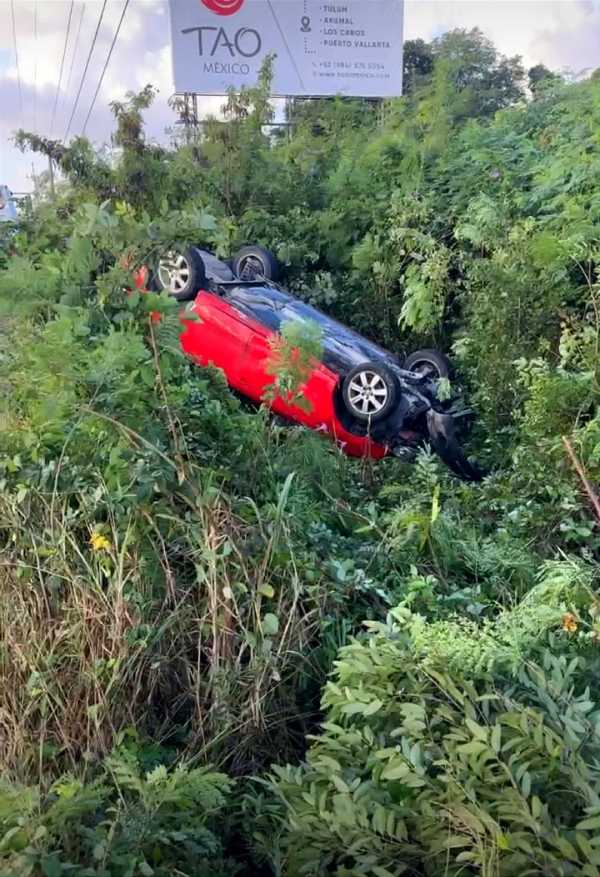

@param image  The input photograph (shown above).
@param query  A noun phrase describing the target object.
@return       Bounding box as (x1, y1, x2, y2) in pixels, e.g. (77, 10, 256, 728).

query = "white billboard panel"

(0, 186, 17, 223)
(168, 0, 404, 98)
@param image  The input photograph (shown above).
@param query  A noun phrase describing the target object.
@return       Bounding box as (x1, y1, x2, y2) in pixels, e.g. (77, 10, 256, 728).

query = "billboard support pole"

(30, 164, 38, 202)
(48, 156, 56, 199)
(175, 93, 200, 144)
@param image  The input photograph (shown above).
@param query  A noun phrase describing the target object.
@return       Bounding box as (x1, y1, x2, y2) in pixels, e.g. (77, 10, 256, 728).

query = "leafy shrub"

(0, 746, 235, 876)
(264, 568, 600, 876)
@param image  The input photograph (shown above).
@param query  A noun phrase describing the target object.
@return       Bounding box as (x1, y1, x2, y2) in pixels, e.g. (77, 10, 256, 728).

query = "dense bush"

(265, 598, 600, 876)
(0, 744, 235, 876)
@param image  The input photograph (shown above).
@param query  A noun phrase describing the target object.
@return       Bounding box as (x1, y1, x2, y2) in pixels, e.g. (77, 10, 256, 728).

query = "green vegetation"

(1, 27, 599, 877)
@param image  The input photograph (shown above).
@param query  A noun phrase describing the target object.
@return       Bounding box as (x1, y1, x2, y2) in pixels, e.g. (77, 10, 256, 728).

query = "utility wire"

(82, 0, 130, 136)
(50, 0, 75, 138)
(10, 0, 23, 127)
(63, 3, 87, 117)
(63, 0, 108, 142)
(33, 1, 38, 132)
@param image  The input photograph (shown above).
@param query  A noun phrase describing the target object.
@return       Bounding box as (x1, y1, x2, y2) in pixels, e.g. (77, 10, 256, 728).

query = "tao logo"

(183, 23, 262, 59)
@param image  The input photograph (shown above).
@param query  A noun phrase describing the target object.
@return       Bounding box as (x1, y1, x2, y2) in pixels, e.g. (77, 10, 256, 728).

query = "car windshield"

(279, 298, 394, 361)
(224, 284, 396, 371)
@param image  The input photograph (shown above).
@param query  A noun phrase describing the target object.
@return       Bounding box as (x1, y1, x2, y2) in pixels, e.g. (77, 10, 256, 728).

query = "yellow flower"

(562, 613, 578, 634)
(90, 532, 111, 552)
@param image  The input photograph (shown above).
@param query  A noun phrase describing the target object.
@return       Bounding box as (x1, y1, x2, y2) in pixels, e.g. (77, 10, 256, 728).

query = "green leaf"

(381, 759, 409, 781)
(363, 698, 384, 716)
(331, 774, 350, 793)
(0, 826, 29, 853)
(431, 484, 441, 523)
(556, 836, 580, 862)
(491, 724, 502, 753)
(341, 702, 368, 716)
(139, 364, 155, 388)
(41, 856, 63, 877)
(258, 584, 275, 598)
(262, 613, 279, 636)
(577, 832, 597, 863)
(465, 718, 488, 742)
(457, 741, 487, 756)
(577, 816, 600, 832)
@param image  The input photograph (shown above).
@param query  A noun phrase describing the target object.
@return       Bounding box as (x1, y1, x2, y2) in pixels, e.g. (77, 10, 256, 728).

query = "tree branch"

(562, 436, 600, 526)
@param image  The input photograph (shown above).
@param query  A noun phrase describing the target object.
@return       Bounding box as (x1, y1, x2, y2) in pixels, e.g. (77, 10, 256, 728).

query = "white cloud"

(405, 0, 600, 73)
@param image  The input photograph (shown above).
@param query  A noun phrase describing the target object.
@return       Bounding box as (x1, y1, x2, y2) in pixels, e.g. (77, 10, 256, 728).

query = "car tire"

(155, 247, 206, 302)
(232, 245, 280, 282)
(404, 348, 450, 380)
(342, 362, 398, 423)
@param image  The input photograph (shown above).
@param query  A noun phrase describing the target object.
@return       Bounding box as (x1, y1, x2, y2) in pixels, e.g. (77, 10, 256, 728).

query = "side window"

(225, 288, 284, 332)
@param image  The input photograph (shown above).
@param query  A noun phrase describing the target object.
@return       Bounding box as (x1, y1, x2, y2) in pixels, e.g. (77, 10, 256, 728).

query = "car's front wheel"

(156, 247, 206, 301)
(342, 362, 398, 422)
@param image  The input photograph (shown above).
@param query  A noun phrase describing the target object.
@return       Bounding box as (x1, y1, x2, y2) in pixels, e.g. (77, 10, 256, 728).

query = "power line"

(63, 3, 87, 113)
(33, 1, 38, 132)
(82, 0, 130, 136)
(63, 0, 108, 142)
(50, 0, 75, 138)
(10, 0, 23, 127)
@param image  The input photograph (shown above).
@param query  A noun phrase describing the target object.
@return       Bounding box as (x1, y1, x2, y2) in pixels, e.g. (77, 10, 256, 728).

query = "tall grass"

(0, 463, 326, 784)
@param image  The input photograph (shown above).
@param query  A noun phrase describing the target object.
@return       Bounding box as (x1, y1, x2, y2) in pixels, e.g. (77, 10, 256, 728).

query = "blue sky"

(1, 0, 599, 193)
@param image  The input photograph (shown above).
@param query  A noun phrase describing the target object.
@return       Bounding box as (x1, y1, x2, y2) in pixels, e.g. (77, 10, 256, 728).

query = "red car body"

(179, 291, 387, 459)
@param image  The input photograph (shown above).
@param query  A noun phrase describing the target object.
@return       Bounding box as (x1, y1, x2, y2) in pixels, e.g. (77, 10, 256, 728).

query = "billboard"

(168, 0, 404, 98)
(0, 186, 17, 223)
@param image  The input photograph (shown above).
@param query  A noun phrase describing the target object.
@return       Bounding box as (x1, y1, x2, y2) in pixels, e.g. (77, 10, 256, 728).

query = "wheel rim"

(347, 370, 389, 417)
(158, 251, 191, 295)
(239, 254, 265, 280)
(407, 359, 441, 379)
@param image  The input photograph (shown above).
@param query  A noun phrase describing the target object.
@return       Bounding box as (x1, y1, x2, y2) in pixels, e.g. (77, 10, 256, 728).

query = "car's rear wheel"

(404, 348, 450, 380)
(232, 245, 280, 282)
(156, 247, 206, 301)
(342, 362, 398, 422)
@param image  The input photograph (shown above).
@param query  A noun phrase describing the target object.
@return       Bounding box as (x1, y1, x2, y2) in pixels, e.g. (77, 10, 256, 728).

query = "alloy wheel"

(347, 370, 389, 417)
(158, 252, 191, 295)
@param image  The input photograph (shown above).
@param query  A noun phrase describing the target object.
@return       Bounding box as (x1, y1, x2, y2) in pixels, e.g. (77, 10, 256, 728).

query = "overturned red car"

(140, 244, 481, 480)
